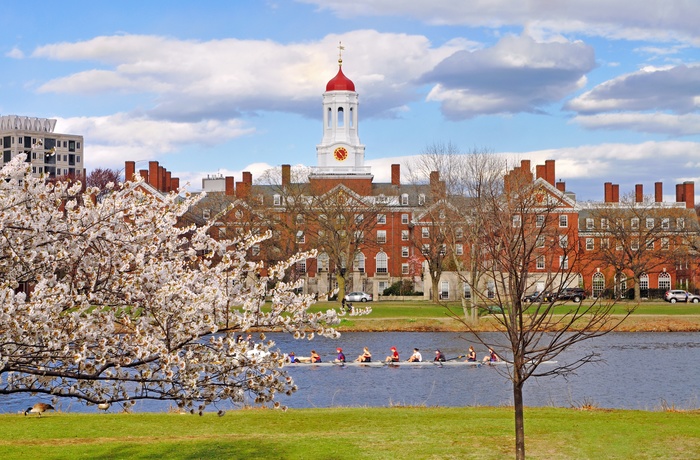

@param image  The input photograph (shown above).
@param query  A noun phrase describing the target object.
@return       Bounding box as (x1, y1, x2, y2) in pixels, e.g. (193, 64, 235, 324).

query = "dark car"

(664, 290, 700, 303)
(522, 291, 545, 303)
(548, 287, 587, 302)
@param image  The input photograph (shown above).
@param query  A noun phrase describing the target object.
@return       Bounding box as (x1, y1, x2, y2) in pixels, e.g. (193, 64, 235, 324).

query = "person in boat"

(407, 348, 422, 362)
(355, 347, 372, 362)
(288, 351, 299, 363)
(385, 346, 400, 362)
(483, 348, 500, 363)
(434, 349, 446, 362)
(466, 346, 477, 362)
(335, 347, 346, 363)
(310, 350, 322, 363)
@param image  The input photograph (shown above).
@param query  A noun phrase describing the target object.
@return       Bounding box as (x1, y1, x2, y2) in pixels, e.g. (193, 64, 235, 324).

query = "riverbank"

(3, 407, 698, 459)
(312, 300, 700, 333)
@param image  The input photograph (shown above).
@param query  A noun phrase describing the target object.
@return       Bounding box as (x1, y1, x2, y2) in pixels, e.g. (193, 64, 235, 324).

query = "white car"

(344, 291, 373, 302)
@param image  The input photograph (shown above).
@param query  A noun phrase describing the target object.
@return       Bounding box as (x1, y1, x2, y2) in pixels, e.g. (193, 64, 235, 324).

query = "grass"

(3, 407, 700, 459)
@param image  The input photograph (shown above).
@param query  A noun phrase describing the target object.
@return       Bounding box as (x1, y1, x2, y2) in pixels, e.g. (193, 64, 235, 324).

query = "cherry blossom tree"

(0, 155, 360, 412)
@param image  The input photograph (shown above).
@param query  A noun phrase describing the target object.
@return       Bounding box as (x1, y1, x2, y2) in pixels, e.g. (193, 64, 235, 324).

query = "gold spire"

(338, 41, 344, 66)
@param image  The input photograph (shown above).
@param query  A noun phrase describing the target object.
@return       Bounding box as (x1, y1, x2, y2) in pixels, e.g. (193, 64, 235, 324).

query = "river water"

(3, 332, 699, 413)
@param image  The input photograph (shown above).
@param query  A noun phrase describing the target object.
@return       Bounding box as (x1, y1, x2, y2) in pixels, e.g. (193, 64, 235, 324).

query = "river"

(3, 332, 699, 413)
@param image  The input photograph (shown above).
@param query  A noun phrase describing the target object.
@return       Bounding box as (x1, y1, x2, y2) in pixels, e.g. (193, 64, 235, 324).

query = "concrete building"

(0, 115, 84, 180)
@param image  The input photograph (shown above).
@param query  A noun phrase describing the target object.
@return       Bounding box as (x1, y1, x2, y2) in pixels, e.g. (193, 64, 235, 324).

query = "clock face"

(333, 146, 348, 161)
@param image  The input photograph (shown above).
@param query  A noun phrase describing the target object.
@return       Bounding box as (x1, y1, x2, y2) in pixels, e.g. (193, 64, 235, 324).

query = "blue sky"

(1, 0, 699, 201)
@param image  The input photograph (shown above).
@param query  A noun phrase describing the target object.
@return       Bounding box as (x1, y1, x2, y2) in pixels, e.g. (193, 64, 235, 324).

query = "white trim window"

(646, 218, 654, 229)
(422, 227, 429, 238)
(273, 194, 281, 206)
(401, 230, 409, 241)
(586, 238, 594, 250)
(402, 246, 409, 257)
(631, 217, 639, 229)
(536, 215, 545, 228)
(586, 218, 594, 229)
(512, 215, 521, 228)
(559, 215, 568, 227)
(455, 244, 463, 255)
(401, 263, 409, 275)
(559, 256, 569, 270)
(536, 256, 545, 270)
(401, 213, 409, 224)
(377, 214, 386, 224)
(377, 230, 387, 244)
(376, 252, 388, 274)
(401, 194, 409, 205)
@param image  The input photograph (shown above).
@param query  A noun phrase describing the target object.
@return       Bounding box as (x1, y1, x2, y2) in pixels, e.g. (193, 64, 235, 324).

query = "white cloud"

(32, 31, 470, 121)
(56, 114, 255, 170)
(300, 0, 700, 45)
(422, 34, 595, 118)
(566, 64, 700, 115)
(573, 113, 700, 136)
(6, 47, 24, 59)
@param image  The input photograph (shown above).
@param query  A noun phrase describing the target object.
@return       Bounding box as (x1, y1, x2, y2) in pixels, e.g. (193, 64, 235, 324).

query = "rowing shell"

(285, 360, 557, 368)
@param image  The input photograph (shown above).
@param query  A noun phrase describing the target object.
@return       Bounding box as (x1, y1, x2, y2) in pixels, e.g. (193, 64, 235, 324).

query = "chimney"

(635, 184, 643, 203)
(282, 164, 291, 187)
(148, 161, 159, 189)
(684, 181, 695, 209)
(612, 184, 619, 203)
(125, 161, 135, 182)
(391, 164, 400, 186)
(170, 177, 180, 191)
(139, 170, 149, 182)
(535, 164, 546, 182)
(604, 182, 612, 202)
(242, 171, 252, 185)
(225, 176, 234, 196)
(165, 171, 172, 192)
(545, 160, 555, 186)
(556, 181, 566, 192)
(655, 182, 663, 202)
(676, 183, 684, 204)
(236, 181, 250, 198)
(429, 170, 439, 186)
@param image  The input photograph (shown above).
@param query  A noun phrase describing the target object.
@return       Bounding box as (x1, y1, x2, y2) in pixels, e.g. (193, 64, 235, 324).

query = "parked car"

(664, 290, 700, 303)
(344, 291, 373, 302)
(545, 287, 587, 302)
(522, 291, 545, 303)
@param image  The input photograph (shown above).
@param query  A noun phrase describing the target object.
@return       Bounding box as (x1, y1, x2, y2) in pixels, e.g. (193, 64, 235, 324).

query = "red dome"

(326, 66, 355, 92)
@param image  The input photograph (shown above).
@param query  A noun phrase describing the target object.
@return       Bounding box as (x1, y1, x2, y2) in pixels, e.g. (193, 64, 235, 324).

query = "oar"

(432, 355, 465, 367)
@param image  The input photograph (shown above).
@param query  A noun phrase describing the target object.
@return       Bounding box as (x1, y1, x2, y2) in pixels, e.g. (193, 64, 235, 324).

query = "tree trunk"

(431, 276, 440, 303)
(336, 274, 346, 302)
(513, 379, 525, 460)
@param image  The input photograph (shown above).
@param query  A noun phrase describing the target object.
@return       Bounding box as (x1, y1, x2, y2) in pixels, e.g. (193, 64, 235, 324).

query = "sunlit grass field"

(3, 407, 699, 459)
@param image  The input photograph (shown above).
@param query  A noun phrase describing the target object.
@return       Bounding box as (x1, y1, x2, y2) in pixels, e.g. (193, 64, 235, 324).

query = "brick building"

(125, 57, 699, 301)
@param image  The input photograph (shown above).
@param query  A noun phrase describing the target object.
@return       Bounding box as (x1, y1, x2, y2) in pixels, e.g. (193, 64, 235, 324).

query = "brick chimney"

(612, 184, 619, 203)
(282, 164, 291, 187)
(604, 182, 612, 202)
(164, 171, 171, 192)
(391, 164, 400, 186)
(125, 161, 135, 182)
(655, 182, 663, 202)
(635, 184, 643, 203)
(225, 176, 234, 196)
(536, 165, 546, 182)
(148, 161, 159, 189)
(170, 177, 180, 191)
(556, 181, 566, 192)
(544, 160, 555, 186)
(677, 181, 695, 209)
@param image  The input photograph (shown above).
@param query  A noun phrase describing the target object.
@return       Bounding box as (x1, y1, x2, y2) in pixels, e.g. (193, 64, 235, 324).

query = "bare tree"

(456, 167, 630, 460)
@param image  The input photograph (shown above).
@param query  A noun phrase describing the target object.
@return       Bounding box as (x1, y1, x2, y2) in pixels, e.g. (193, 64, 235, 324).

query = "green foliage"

(382, 280, 419, 296)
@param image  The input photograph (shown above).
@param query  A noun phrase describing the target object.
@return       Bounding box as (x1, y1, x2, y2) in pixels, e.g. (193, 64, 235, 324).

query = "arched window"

(592, 272, 605, 298)
(354, 252, 365, 273)
(349, 107, 354, 127)
(658, 272, 671, 291)
(376, 251, 388, 274)
(337, 107, 344, 127)
(615, 273, 627, 299)
(640, 273, 649, 298)
(327, 107, 332, 128)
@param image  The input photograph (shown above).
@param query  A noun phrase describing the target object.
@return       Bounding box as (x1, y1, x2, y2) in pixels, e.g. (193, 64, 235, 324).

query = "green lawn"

(2, 407, 699, 459)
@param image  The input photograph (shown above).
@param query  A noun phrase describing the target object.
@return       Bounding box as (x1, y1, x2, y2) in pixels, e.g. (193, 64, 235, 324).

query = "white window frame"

(586, 238, 594, 250)
(401, 230, 409, 241)
(559, 215, 568, 228)
(377, 230, 387, 244)
(422, 227, 430, 238)
(402, 246, 409, 257)
(512, 215, 521, 228)
(377, 214, 386, 224)
(401, 213, 409, 224)
(536, 256, 545, 270)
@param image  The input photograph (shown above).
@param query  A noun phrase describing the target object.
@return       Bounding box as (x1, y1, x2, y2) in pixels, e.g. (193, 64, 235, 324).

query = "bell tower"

(314, 43, 369, 176)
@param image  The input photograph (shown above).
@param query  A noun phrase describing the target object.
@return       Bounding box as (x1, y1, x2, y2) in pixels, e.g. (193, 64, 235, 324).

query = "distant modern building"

(0, 115, 84, 180)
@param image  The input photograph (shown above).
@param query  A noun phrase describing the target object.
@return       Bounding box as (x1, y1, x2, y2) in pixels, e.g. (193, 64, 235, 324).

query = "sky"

(1, 0, 699, 201)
